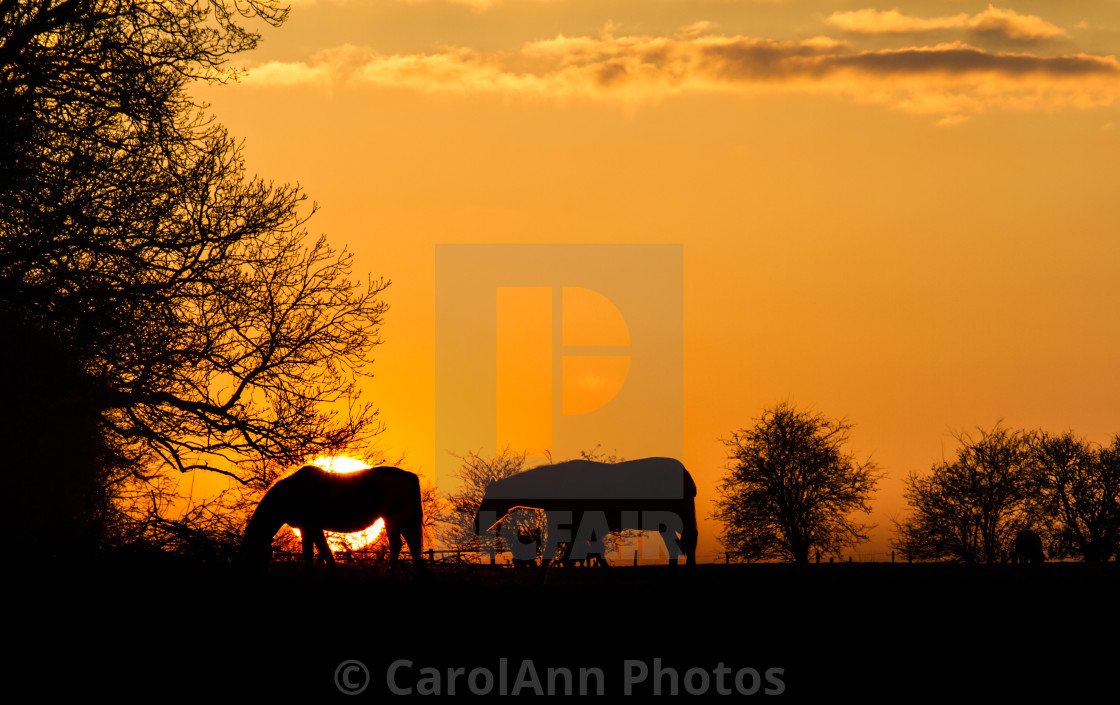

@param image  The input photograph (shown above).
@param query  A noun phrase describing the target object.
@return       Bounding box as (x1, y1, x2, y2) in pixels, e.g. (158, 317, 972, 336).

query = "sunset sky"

(194, 0, 1120, 561)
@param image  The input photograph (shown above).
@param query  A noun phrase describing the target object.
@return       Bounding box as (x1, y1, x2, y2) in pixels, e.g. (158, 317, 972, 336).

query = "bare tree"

(439, 448, 533, 560)
(1, 0, 387, 531)
(1029, 432, 1120, 562)
(894, 424, 1033, 563)
(713, 402, 879, 564)
(1, 315, 117, 557)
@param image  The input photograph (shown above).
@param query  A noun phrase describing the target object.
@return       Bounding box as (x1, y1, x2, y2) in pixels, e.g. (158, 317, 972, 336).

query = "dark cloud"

(827, 46, 1119, 77)
(698, 40, 1118, 81)
(250, 28, 1120, 120)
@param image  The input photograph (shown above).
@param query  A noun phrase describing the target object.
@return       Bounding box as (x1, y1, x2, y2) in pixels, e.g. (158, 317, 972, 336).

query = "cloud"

(266, 0, 562, 10)
(969, 5, 1067, 41)
(240, 60, 331, 86)
(354, 49, 550, 94)
(825, 8, 969, 35)
(240, 27, 1120, 122)
(824, 44, 1113, 77)
(826, 5, 1068, 42)
(384, 0, 559, 10)
(240, 45, 381, 88)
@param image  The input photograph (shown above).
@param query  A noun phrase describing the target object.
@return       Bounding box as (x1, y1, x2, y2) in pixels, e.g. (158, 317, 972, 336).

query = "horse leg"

(311, 529, 338, 578)
(302, 533, 316, 579)
(664, 533, 681, 582)
(401, 522, 425, 574)
(683, 528, 698, 578)
(535, 540, 571, 587)
(559, 541, 576, 569)
(591, 543, 612, 584)
(533, 557, 552, 586)
(388, 528, 403, 566)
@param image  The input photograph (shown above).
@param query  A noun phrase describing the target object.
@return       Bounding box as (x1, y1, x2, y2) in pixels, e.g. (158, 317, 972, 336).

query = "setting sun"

(288, 456, 386, 551)
(310, 455, 371, 475)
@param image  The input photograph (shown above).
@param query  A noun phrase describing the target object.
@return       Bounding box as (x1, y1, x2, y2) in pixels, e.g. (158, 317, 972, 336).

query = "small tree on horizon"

(439, 447, 532, 557)
(713, 402, 880, 564)
(1028, 431, 1120, 562)
(893, 423, 1034, 564)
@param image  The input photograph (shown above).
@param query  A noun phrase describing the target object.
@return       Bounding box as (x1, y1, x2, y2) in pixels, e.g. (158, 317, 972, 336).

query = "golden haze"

(192, 1, 1120, 561)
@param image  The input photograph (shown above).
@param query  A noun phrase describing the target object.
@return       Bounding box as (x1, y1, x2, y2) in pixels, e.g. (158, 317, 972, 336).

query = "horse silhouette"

(474, 457, 698, 585)
(1013, 529, 1045, 564)
(242, 465, 424, 577)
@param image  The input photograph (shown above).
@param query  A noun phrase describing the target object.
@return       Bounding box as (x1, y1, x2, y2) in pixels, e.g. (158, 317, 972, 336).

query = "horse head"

(239, 523, 275, 573)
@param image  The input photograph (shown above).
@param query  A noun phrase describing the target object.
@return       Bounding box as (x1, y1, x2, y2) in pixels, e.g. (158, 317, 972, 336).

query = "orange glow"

(289, 456, 386, 551)
(310, 455, 369, 474)
(196, 1, 1120, 564)
(562, 287, 630, 347)
(496, 287, 553, 453)
(562, 355, 630, 415)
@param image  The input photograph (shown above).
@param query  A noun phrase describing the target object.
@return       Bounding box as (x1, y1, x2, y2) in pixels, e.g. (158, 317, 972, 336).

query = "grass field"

(13, 558, 1118, 700)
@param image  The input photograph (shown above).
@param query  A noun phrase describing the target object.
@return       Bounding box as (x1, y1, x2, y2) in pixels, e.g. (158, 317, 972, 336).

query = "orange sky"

(193, 0, 1120, 561)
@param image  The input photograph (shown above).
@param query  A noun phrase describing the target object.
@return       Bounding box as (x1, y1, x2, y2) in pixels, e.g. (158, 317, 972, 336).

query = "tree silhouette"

(1029, 431, 1120, 562)
(713, 402, 879, 564)
(0, 309, 117, 557)
(1, 0, 386, 512)
(894, 424, 1034, 563)
(440, 448, 533, 558)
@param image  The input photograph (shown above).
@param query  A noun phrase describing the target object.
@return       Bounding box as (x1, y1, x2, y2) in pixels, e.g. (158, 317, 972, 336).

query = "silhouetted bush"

(894, 424, 1119, 562)
(713, 402, 880, 564)
(1029, 431, 1120, 562)
(0, 310, 113, 559)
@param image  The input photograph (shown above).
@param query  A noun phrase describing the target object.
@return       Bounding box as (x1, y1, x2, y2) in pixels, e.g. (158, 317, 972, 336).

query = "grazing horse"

(241, 465, 424, 577)
(1013, 529, 1045, 564)
(474, 457, 698, 585)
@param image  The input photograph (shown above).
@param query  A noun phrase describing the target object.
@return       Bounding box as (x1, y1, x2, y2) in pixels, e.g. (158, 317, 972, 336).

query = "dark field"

(14, 559, 1118, 700)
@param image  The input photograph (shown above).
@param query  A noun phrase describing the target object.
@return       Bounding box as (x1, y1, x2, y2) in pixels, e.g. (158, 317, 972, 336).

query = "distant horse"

(475, 457, 698, 585)
(241, 465, 424, 577)
(1013, 529, 1045, 564)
